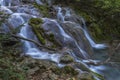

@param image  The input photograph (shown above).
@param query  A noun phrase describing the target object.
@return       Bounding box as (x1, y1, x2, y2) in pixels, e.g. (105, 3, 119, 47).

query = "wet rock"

(75, 62, 90, 72)
(62, 66, 79, 76)
(23, 57, 57, 70)
(61, 22, 93, 59)
(51, 65, 79, 76)
(27, 66, 39, 75)
(48, 73, 58, 80)
(60, 54, 74, 64)
(29, 18, 46, 45)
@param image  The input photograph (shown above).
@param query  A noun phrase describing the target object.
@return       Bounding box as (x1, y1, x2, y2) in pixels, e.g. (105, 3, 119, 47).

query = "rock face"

(61, 22, 93, 56)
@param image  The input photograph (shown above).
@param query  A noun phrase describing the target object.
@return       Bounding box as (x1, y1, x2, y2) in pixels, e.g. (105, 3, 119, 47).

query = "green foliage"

(55, 0, 120, 41)
(73, 0, 120, 41)
(0, 58, 26, 80)
(0, 12, 9, 26)
(33, 3, 50, 17)
(0, 35, 26, 80)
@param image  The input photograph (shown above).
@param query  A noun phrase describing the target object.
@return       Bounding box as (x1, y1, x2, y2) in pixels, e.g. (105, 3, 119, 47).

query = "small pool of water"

(91, 49, 120, 80)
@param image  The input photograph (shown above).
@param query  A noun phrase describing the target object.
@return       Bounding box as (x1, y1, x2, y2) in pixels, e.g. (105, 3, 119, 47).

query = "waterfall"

(56, 7, 107, 49)
(57, 7, 65, 22)
(65, 8, 71, 17)
(35, 0, 43, 5)
(0, 0, 13, 14)
(52, 20, 71, 39)
(0, 0, 11, 6)
(1, 1, 119, 80)
(20, 25, 60, 63)
(0, 0, 4, 6)
(81, 18, 107, 49)
(0, 1, 61, 63)
(0, 6, 13, 14)
(19, 23, 61, 63)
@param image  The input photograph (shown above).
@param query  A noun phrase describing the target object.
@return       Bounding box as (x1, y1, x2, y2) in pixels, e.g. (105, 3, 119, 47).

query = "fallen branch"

(11, 34, 56, 51)
(85, 57, 111, 66)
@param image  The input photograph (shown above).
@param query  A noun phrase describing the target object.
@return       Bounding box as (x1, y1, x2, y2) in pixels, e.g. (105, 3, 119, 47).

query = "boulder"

(60, 54, 74, 64)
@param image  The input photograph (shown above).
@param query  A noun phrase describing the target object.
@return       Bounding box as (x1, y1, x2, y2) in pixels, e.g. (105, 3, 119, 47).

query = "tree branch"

(10, 34, 56, 51)
(85, 57, 111, 66)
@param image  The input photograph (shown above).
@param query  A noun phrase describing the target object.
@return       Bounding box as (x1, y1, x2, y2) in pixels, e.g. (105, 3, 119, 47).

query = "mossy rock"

(29, 18, 46, 45)
(60, 54, 74, 64)
(78, 72, 94, 80)
(29, 18, 43, 25)
(51, 66, 78, 76)
(62, 66, 79, 76)
(0, 11, 9, 26)
(51, 67, 62, 75)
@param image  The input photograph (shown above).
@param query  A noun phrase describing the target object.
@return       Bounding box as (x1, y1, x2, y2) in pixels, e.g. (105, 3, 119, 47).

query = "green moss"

(92, 71, 105, 80)
(51, 67, 61, 75)
(46, 33, 62, 48)
(33, 3, 49, 17)
(66, 0, 120, 42)
(51, 66, 78, 76)
(0, 36, 26, 80)
(49, 33, 55, 41)
(0, 12, 9, 26)
(62, 66, 79, 76)
(29, 18, 46, 45)
(51, 45, 57, 48)
(60, 55, 74, 64)
(29, 18, 62, 47)
(29, 18, 43, 25)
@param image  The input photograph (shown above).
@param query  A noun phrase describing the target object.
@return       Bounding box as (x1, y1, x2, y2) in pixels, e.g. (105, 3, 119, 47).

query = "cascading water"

(80, 18, 107, 49)
(0, 0, 11, 6)
(18, 15, 60, 63)
(57, 7, 107, 49)
(1, 1, 120, 80)
(57, 7, 65, 22)
(42, 18, 90, 59)
(35, 0, 43, 5)
(0, 0, 61, 63)
(0, 0, 4, 6)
